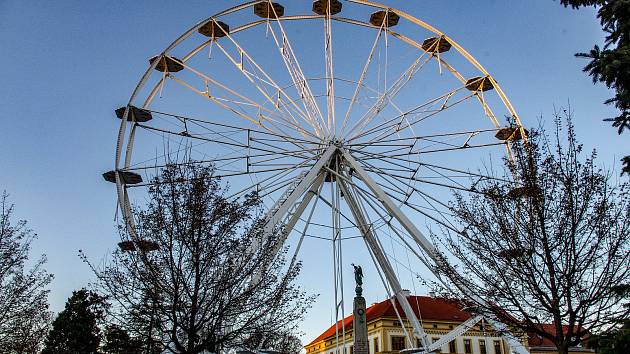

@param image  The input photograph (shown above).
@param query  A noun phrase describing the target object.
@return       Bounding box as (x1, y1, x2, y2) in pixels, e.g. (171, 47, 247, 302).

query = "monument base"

(353, 296, 368, 354)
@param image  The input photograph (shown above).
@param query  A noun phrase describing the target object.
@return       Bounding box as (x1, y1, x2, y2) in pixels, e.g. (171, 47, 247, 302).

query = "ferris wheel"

(105, 1, 529, 353)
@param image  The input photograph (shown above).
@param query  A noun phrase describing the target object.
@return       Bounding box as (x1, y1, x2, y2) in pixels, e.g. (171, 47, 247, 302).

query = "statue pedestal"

(353, 296, 368, 354)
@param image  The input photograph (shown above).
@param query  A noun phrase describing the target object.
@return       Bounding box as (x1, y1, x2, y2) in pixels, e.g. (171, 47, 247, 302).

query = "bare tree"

(0, 192, 53, 353)
(87, 164, 313, 354)
(434, 112, 630, 354)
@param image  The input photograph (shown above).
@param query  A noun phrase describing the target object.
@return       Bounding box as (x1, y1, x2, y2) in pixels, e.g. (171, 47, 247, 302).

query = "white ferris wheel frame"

(111, 1, 530, 353)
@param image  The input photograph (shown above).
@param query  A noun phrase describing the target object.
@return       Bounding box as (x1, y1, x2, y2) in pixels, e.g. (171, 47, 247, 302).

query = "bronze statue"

(352, 263, 363, 297)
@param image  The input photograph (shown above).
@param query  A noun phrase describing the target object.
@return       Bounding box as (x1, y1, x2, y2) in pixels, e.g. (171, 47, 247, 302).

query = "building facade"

(305, 295, 518, 354)
(305, 295, 594, 354)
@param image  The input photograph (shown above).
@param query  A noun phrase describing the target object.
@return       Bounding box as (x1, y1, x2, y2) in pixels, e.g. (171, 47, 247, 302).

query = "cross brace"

(255, 146, 528, 354)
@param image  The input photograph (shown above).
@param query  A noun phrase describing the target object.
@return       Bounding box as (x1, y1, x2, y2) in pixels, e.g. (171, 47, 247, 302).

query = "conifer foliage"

(42, 289, 108, 354)
(559, 0, 630, 174)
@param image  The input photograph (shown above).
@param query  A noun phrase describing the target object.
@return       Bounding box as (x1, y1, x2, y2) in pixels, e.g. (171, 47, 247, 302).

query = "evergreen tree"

(558, 0, 630, 174)
(42, 289, 107, 354)
(102, 325, 142, 354)
(588, 284, 630, 354)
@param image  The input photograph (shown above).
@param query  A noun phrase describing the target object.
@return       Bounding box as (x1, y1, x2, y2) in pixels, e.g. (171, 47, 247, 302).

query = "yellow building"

(304, 295, 593, 354)
(305, 295, 516, 354)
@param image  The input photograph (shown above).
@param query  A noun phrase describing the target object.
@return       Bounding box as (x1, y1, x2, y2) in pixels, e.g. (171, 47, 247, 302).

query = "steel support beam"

(428, 315, 482, 352)
(249, 144, 337, 266)
(262, 144, 337, 234)
(267, 173, 326, 262)
(337, 176, 430, 349)
(341, 149, 529, 354)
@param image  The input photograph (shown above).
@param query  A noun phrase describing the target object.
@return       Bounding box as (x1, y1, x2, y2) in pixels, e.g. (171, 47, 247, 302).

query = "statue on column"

(351, 263, 368, 354)
(352, 263, 363, 297)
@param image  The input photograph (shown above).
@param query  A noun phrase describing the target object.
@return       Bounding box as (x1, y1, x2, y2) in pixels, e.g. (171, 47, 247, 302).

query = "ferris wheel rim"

(110, 2, 531, 352)
(115, 0, 525, 171)
(113, 0, 528, 241)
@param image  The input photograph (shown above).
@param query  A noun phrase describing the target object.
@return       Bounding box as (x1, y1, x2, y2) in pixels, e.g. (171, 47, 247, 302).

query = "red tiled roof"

(527, 323, 590, 348)
(306, 295, 472, 346)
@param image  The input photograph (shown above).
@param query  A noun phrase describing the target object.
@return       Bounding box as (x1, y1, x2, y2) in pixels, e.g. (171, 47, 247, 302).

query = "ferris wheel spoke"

(263, 4, 329, 136)
(352, 148, 512, 185)
(138, 122, 247, 169)
(347, 50, 433, 140)
(166, 73, 312, 144)
(349, 85, 474, 144)
(211, 42, 316, 135)
(124, 125, 249, 171)
(323, 4, 336, 136)
(124, 155, 248, 173)
(163, 57, 319, 140)
(136, 123, 317, 162)
(247, 136, 312, 158)
(363, 164, 462, 228)
(124, 164, 309, 190)
(434, 56, 502, 128)
(340, 20, 386, 136)
(350, 127, 499, 147)
(360, 166, 417, 199)
(351, 187, 418, 252)
(256, 173, 309, 200)
(367, 168, 487, 195)
(144, 107, 314, 143)
(226, 154, 319, 201)
(248, 156, 311, 169)
(353, 191, 435, 277)
(350, 158, 414, 196)
(350, 149, 417, 173)
(211, 20, 326, 138)
(149, 111, 251, 149)
(318, 192, 363, 230)
(358, 91, 476, 147)
(142, 108, 321, 162)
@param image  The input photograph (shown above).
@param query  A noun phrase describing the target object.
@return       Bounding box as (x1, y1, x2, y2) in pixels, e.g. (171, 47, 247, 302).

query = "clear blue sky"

(0, 0, 626, 343)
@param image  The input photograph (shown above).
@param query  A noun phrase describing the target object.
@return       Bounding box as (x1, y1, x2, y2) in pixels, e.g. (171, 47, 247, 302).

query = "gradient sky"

(0, 0, 626, 343)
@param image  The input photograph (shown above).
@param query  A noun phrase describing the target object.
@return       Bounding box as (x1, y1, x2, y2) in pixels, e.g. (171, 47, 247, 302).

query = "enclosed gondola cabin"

(465, 76, 494, 92)
(422, 37, 452, 53)
(198, 20, 230, 38)
(312, 0, 342, 15)
(369, 10, 400, 27)
(118, 241, 136, 252)
(149, 55, 184, 73)
(254, 2, 284, 18)
(115, 105, 153, 123)
(495, 126, 528, 141)
(507, 186, 541, 199)
(102, 170, 143, 185)
(136, 239, 159, 252)
(497, 248, 532, 260)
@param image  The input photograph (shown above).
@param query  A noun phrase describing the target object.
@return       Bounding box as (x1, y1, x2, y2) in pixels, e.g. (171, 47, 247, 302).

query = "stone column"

(353, 295, 368, 354)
